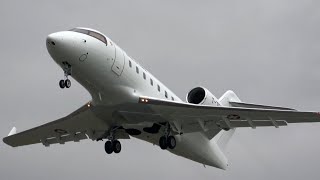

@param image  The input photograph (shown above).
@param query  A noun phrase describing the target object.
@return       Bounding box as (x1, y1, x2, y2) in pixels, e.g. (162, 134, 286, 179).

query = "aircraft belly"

(132, 131, 228, 169)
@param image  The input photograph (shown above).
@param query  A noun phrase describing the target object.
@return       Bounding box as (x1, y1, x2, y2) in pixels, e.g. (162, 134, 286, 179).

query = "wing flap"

(229, 101, 296, 111)
(41, 132, 88, 146)
(217, 120, 287, 128)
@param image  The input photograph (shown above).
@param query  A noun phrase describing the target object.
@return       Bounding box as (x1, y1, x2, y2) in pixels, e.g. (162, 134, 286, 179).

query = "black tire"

(159, 136, 167, 150)
(104, 141, 113, 154)
(65, 79, 71, 88)
(59, 80, 65, 89)
(167, 136, 176, 149)
(113, 140, 121, 153)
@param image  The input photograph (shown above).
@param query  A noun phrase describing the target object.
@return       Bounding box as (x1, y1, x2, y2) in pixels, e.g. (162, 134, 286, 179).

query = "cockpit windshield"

(69, 28, 107, 45)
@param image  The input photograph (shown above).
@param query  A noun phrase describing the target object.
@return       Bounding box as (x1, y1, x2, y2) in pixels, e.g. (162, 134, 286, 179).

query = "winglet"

(8, 127, 17, 136)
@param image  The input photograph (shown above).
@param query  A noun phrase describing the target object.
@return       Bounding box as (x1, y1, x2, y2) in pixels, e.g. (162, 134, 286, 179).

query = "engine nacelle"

(186, 87, 221, 106)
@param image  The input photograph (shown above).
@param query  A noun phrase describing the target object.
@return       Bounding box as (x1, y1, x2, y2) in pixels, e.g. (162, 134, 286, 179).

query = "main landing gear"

(104, 140, 121, 154)
(159, 123, 176, 150)
(159, 135, 176, 150)
(59, 62, 72, 89)
(103, 127, 122, 154)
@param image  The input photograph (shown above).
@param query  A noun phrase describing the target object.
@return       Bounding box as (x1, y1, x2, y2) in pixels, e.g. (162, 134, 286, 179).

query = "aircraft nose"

(46, 32, 68, 62)
(46, 31, 78, 64)
(46, 32, 62, 47)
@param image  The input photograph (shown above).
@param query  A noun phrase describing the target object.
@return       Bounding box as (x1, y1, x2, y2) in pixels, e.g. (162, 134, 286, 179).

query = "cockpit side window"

(69, 28, 107, 45)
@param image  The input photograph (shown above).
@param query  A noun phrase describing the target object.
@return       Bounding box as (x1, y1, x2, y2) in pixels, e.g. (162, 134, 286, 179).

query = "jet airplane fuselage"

(46, 28, 228, 169)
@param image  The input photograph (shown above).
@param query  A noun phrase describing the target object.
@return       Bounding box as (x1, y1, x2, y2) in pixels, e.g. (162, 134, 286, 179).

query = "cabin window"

(129, 60, 132, 68)
(136, 66, 139, 74)
(171, 96, 174, 101)
(165, 91, 168, 98)
(150, 78, 153, 86)
(157, 85, 160, 92)
(143, 72, 146, 80)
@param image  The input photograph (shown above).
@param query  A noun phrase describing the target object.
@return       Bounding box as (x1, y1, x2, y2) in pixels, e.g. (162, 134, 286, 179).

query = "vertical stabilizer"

(219, 90, 241, 107)
(212, 129, 235, 152)
(212, 90, 241, 151)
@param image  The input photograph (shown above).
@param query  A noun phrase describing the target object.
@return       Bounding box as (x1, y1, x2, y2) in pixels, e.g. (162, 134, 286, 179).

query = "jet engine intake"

(186, 87, 220, 106)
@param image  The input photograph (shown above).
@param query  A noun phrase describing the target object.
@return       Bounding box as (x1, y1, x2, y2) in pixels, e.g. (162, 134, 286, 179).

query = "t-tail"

(214, 90, 241, 152)
(211, 90, 240, 168)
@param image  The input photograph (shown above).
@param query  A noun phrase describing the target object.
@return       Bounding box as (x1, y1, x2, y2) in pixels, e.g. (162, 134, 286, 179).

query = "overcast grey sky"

(1, 0, 320, 179)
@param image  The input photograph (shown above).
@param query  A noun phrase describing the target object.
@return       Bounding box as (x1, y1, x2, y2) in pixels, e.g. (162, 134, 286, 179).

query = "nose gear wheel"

(59, 80, 65, 89)
(64, 79, 71, 88)
(59, 62, 72, 89)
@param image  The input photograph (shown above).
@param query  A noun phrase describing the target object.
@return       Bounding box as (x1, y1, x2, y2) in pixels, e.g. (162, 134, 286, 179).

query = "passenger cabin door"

(112, 45, 125, 76)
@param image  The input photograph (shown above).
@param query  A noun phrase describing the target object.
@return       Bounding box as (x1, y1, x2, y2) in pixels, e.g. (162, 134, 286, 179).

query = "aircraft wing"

(3, 103, 129, 147)
(117, 97, 320, 133)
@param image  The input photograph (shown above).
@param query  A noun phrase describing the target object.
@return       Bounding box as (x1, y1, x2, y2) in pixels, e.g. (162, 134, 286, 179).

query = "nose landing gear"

(59, 79, 71, 89)
(59, 62, 72, 89)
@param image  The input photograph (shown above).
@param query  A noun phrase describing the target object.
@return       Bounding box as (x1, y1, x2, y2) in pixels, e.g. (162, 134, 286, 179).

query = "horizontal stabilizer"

(229, 101, 296, 111)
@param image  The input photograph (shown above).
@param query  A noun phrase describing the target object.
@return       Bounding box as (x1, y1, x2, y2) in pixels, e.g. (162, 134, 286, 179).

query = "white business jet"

(4, 27, 320, 169)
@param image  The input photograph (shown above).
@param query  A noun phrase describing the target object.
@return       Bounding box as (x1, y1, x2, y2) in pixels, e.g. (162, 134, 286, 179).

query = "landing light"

(87, 103, 91, 107)
(140, 98, 149, 103)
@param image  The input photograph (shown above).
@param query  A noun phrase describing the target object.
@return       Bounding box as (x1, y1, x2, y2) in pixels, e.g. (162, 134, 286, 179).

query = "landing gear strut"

(59, 62, 72, 89)
(103, 127, 122, 154)
(159, 123, 176, 150)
